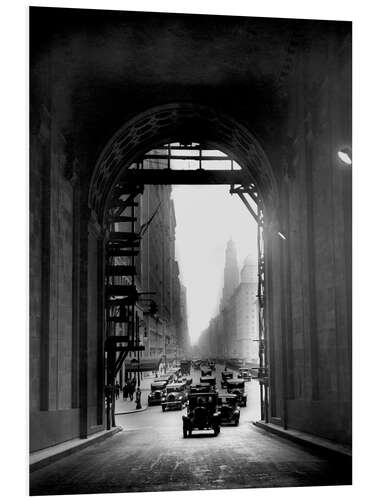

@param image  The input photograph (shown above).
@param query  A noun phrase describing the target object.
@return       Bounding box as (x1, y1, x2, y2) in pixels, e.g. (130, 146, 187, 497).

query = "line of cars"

(147, 366, 193, 411)
(147, 361, 251, 438)
(182, 365, 249, 438)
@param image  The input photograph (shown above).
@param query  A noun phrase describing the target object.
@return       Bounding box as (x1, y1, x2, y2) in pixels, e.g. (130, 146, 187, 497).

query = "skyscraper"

(221, 239, 240, 309)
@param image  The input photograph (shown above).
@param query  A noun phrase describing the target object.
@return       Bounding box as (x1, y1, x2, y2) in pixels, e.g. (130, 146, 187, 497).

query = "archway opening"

(89, 104, 277, 430)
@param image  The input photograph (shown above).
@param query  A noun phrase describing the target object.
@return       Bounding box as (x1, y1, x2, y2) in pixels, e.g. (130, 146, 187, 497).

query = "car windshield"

(166, 386, 183, 393)
(189, 395, 217, 410)
(219, 397, 236, 407)
(151, 384, 164, 391)
(228, 382, 244, 389)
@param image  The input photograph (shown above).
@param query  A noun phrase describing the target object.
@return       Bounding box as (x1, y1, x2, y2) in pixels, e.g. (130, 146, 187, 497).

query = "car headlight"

(178, 396, 183, 400)
(162, 397, 166, 401)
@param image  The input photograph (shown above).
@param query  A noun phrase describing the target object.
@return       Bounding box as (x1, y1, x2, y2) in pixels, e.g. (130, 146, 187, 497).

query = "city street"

(30, 365, 351, 495)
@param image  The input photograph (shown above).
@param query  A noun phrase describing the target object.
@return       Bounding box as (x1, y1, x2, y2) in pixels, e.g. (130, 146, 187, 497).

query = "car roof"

(189, 392, 217, 397)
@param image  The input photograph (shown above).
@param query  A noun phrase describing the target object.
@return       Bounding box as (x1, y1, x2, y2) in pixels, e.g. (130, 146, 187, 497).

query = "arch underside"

(89, 103, 278, 223)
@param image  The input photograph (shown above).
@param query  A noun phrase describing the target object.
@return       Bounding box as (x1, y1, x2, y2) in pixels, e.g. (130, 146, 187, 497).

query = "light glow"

(337, 149, 352, 166)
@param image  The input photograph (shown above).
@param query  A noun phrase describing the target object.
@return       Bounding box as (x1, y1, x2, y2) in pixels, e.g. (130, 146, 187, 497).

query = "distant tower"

(222, 239, 239, 307)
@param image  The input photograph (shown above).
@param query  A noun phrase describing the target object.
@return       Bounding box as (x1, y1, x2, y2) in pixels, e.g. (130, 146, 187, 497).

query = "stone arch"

(89, 102, 278, 224)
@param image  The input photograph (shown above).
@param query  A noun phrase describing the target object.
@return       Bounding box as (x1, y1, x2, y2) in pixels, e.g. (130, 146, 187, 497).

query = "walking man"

(122, 382, 128, 400)
(115, 382, 121, 400)
(128, 379, 135, 401)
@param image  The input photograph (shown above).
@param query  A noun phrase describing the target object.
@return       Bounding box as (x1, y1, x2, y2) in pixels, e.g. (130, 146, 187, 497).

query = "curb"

(30, 426, 123, 473)
(253, 421, 352, 459)
(115, 405, 148, 415)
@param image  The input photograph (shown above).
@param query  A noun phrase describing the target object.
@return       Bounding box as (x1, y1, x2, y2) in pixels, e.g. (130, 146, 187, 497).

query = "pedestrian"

(122, 382, 128, 400)
(115, 382, 120, 400)
(128, 380, 135, 401)
(135, 386, 142, 410)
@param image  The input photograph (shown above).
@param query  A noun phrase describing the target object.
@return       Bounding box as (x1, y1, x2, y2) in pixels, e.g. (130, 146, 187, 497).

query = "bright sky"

(171, 184, 258, 345)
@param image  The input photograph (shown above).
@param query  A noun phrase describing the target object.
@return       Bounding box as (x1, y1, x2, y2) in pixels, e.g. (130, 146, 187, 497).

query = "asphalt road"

(30, 364, 351, 495)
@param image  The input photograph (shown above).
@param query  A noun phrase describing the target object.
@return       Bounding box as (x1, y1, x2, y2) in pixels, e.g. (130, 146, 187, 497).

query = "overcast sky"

(171, 184, 258, 345)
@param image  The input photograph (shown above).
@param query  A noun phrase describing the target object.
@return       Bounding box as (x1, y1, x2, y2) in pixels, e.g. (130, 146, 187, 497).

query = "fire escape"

(104, 172, 147, 428)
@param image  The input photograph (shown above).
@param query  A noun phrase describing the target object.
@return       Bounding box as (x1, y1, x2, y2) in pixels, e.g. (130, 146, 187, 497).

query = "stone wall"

(265, 31, 352, 445)
(29, 105, 106, 451)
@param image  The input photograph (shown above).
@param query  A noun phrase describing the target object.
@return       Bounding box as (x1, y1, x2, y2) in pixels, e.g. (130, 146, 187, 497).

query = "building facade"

(116, 155, 190, 385)
(197, 247, 259, 365)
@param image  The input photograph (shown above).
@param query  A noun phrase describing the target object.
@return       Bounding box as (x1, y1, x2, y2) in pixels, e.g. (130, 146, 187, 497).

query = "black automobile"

(218, 394, 240, 425)
(161, 382, 187, 411)
(199, 375, 216, 390)
(221, 370, 234, 388)
(192, 359, 202, 369)
(239, 368, 252, 381)
(226, 378, 247, 407)
(148, 380, 168, 406)
(180, 360, 191, 375)
(201, 366, 212, 377)
(208, 360, 216, 371)
(182, 391, 221, 437)
(179, 375, 193, 387)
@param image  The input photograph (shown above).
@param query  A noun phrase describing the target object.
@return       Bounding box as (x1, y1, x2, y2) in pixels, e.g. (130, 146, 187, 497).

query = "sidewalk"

(114, 372, 155, 415)
(30, 426, 122, 472)
(253, 421, 352, 458)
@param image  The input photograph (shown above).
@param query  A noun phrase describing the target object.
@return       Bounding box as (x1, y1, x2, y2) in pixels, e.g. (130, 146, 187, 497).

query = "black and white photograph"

(5, 0, 367, 497)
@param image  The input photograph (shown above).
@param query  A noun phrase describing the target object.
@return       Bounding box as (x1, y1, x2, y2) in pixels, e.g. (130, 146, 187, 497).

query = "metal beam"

(117, 169, 251, 185)
(236, 192, 259, 223)
(144, 154, 231, 161)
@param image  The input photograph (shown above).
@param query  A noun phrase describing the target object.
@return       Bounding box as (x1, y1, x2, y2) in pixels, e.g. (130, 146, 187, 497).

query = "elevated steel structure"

(104, 142, 267, 427)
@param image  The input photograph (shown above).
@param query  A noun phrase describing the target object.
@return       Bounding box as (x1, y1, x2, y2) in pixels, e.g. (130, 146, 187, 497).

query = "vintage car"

(166, 367, 182, 382)
(221, 370, 234, 388)
(201, 366, 212, 377)
(192, 359, 202, 369)
(239, 368, 252, 381)
(155, 375, 171, 384)
(218, 394, 240, 425)
(189, 384, 213, 394)
(179, 375, 193, 387)
(161, 382, 187, 411)
(148, 380, 168, 406)
(208, 360, 216, 371)
(182, 391, 221, 437)
(199, 375, 216, 390)
(180, 360, 191, 375)
(226, 378, 247, 407)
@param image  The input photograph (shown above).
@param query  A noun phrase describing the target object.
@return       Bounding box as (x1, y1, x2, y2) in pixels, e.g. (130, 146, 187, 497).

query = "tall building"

(221, 239, 239, 309)
(114, 153, 190, 384)
(229, 255, 259, 362)
(197, 250, 258, 364)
